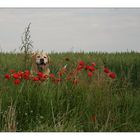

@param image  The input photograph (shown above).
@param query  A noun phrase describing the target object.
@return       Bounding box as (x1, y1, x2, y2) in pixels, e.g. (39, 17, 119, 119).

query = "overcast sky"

(0, 8, 140, 53)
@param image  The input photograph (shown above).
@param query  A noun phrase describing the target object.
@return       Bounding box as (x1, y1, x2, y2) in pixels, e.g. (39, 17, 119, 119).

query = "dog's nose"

(40, 58, 44, 64)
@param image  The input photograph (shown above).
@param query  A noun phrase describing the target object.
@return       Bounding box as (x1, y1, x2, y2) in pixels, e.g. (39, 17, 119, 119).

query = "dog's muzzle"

(40, 58, 45, 65)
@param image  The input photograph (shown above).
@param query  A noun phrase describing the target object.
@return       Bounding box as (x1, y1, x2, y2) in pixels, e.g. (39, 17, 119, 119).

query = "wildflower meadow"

(0, 51, 140, 132)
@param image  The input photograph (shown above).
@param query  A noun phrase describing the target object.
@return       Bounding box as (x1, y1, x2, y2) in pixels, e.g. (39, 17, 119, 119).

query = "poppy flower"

(77, 61, 85, 71)
(14, 79, 21, 85)
(85, 65, 90, 70)
(25, 70, 30, 75)
(77, 65, 84, 71)
(18, 71, 23, 77)
(78, 61, 85, 66)
(104, 68, 110, 73)
(43, 75, 48, 79)
(9, 69, 15, 73)
(23, 73, 30, 80)
(37, 72, 44, 78)
(13, 73, 19, 79)
(5, 74, 10, 79)
(88, 66, 95, 72)
(33, 77, 40, 81)
(85, 65, 95, 72)
(88, 71, 93, 77)
(108, 72, 116, 79)
(49, 73, 55, 79)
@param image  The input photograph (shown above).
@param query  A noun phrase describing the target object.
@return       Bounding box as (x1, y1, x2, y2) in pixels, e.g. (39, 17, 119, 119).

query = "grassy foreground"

(0, 51, 140, 132)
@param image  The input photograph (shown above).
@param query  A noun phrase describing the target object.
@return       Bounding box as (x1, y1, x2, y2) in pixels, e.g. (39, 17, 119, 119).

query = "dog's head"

(32, 51, 50, 70)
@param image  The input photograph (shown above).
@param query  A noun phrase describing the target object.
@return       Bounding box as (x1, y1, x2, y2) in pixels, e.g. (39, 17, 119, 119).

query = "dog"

(31, 51, 50, 75)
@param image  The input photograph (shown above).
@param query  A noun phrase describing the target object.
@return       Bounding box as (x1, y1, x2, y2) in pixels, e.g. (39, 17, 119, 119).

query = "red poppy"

(49, 73, 55, 79)
(85, 65, 95, 72)
(88, 66, 95, 72)
(13, 73, 19, 79)
(78, 60, 85, 66)
(43, 75, 48, 79)
(33, 77, 40, 81)
(14, 79, 21, 85)
(108, 72, 116, 79)
(104, 68, 110, 73)
(5, 74, 10, 79)
(25, 70, 30, 75)
(77, 65, 84, 71)
(37, 72, 44, 78)
(22, 73, 30, 80)
(9, 69, 15, 73)
(85, 65, 90, 70)
(18, 71, 23, 77)
(88, 71, 93, 77)
(76, 61, 85, 71)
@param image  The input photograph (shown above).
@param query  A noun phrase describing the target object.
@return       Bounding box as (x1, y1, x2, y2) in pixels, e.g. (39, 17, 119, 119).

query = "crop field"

(0, 51, 140, 132)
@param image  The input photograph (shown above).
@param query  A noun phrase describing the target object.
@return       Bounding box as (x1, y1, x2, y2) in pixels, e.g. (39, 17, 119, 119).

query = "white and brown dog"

(31, 51, 50, 75)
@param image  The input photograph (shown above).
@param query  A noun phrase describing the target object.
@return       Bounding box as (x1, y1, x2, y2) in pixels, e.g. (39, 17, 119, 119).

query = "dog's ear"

(32, 52, 37, 58)
(31, 52, 38, 62)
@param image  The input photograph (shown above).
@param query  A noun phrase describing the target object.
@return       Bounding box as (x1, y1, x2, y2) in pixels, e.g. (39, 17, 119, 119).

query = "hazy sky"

(0, 8, 140, 53)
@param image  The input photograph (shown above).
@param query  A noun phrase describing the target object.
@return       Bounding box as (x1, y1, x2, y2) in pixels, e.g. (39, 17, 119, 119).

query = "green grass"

(0, 51, 140, 132)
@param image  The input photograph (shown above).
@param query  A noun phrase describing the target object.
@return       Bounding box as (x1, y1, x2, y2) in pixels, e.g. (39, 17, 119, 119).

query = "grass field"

(0, 51, 140, 132)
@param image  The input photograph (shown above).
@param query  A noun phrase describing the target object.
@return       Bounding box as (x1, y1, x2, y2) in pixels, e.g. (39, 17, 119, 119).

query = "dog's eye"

(44, 56, 47, 58)
(37, 56, 40, 58)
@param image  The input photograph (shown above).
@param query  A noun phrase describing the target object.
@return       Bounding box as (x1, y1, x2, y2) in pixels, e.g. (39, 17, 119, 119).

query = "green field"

(0, 51, 140, 132)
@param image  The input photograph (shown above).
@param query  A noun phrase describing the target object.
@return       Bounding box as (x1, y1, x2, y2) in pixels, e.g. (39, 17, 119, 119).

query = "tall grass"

(20, 23, 33, 69)
(0, 51, 140, 132)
